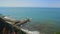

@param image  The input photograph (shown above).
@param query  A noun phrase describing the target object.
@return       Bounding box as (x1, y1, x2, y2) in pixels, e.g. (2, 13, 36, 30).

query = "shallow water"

(0, 7, 60, 34)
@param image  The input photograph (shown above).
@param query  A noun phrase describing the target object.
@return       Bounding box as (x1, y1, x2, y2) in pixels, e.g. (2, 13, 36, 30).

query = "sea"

(0, 7, 60, 34)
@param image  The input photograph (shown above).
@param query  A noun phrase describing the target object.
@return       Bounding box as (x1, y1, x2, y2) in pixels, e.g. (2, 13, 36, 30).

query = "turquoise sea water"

(0, 7, 60, 34)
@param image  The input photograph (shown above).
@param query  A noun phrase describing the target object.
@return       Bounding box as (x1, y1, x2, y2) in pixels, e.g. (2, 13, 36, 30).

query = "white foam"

(4, 16, 16, 20)
(21, 28, 40, 34)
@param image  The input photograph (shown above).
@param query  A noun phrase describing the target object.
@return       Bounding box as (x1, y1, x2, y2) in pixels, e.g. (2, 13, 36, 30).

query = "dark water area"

(0, 7, 60, 34)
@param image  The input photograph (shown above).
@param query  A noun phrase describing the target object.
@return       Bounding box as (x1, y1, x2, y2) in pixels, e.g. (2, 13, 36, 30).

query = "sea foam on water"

(21, 28, 40, 34)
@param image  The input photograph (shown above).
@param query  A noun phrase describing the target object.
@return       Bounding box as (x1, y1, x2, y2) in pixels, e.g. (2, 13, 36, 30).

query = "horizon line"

(0, 7, 60, 8)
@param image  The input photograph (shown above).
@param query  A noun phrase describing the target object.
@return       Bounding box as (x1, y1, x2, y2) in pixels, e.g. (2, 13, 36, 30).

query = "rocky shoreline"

(0, 15, 40, 34)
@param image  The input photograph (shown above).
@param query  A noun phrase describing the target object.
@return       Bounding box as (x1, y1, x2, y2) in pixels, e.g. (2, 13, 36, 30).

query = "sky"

(0, 0, 60, 7)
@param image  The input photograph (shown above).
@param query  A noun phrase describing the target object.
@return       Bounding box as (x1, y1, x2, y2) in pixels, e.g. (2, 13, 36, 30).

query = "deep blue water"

(0, 7, 60, 34)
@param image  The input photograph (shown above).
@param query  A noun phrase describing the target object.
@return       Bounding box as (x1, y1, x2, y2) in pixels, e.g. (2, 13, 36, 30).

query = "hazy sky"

(0, 0, 60, 7)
